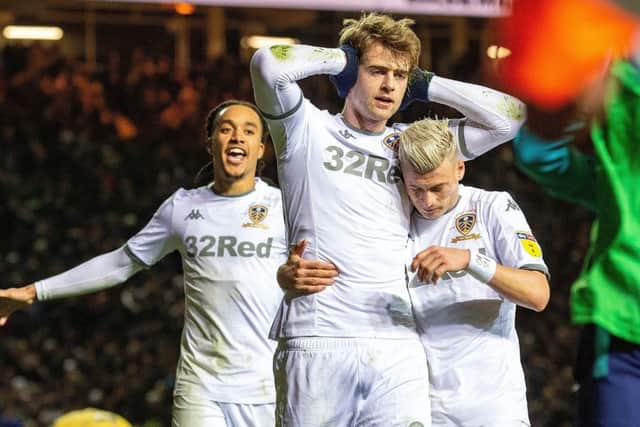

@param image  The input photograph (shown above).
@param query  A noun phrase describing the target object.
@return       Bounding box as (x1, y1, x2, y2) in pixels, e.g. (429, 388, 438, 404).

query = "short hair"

(205, 99, 268, 144)
(399, 118, 456, 174)
(338, 13, 421, 69)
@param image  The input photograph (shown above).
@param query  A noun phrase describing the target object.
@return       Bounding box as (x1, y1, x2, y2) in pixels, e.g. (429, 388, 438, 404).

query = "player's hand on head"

(411, 246, 470, 284)
(277, 240, 339, 295)
(0, 285, 36, 326)
(329, 44, 359, 98)
(400, 67, 435, 111)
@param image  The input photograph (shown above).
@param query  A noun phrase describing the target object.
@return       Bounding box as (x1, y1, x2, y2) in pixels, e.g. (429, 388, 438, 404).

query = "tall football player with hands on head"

(251, 12, 526, 427)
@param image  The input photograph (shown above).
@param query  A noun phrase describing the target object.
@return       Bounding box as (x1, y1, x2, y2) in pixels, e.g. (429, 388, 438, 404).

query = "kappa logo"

(339, 129, 356, 140)
(506, 198, 521, 212)
(451, 212, 481, 243)
(185, 209, 204, 220)
(381, 132, 400, 153)
(242, 204, 269, 229)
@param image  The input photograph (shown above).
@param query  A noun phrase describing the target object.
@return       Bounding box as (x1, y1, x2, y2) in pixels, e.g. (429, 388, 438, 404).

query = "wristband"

(466, 249, 497, 283)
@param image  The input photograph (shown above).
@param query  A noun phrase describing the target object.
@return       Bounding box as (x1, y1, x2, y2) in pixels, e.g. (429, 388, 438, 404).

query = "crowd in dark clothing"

(0, 43, 592, 426)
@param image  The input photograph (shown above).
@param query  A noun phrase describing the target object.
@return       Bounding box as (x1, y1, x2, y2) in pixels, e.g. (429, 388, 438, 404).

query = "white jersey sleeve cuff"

(428, 76, 526, 160)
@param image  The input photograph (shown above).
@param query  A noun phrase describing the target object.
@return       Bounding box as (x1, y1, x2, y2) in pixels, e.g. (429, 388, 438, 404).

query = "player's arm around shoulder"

(276, 240, 339, 296)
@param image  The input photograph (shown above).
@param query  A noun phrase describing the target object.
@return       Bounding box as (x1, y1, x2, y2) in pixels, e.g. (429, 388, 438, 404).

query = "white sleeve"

(35, 246, 144, 301)
(487, 192, 549, 277)
(125, 191, 178, 267)
(250, 44, 346, 120)
(428, 76, 526, 160)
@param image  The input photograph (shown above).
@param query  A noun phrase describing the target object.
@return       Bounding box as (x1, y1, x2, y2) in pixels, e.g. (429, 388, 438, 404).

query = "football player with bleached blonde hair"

(399, 117, 549, 426)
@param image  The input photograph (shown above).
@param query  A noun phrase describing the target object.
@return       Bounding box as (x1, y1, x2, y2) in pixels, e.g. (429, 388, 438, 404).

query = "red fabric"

(496, 0, 637, 109)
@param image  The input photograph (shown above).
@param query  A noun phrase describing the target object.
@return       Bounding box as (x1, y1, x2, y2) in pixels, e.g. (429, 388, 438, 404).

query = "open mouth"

(226, 147, 247, 165)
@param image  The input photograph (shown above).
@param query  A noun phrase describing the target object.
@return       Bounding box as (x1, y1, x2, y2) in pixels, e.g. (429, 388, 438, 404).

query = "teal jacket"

(513, 60, 640, 345)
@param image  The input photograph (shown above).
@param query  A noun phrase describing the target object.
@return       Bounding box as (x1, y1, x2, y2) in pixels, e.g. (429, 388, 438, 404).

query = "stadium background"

(0, 1, 591, 425)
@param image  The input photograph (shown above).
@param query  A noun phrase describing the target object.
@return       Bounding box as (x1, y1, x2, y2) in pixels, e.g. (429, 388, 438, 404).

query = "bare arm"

(411, 246, 549, 312)
(489, 262, 549, 312)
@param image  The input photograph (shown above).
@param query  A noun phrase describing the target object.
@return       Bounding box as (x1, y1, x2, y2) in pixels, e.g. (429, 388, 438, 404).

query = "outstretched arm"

(0, 247, 144, 326)
(36, 246, 144, 300)
(0, 190, 178, 326)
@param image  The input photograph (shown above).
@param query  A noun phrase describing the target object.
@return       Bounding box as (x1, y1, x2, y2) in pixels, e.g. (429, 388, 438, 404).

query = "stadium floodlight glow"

(486, 45, 511, 60)
(175, 2, 196, 15)
(241, 36, 299, 49)
(2, 25, 64, 40)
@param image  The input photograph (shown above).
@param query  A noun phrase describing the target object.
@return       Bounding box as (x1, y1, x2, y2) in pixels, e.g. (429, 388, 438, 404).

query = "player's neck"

(212, 177, 256, 196)
(342, 106, 387, 133)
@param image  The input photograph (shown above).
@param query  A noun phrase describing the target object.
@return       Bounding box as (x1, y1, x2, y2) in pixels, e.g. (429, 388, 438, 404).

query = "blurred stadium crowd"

(0, 42, 593, 426)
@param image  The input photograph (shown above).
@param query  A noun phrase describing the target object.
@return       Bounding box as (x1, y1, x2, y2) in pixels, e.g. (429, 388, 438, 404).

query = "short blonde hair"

(339, 13, 421, 69)
(399, 118, 456, 174)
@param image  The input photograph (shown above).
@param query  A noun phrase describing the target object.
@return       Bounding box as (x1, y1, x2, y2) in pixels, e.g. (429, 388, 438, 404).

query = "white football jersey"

(126, 178, 287, 404)
(409, 185, 548, 426)
(267, 99, 419, 339)
(251, 44, 525, 340)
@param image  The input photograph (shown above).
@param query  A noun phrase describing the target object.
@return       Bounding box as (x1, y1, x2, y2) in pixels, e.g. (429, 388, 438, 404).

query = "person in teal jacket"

(512, 53, 640, 427)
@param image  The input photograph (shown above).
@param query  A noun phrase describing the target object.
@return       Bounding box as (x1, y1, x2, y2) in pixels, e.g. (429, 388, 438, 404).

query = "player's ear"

(205, 134, 216, 155)
(257, 141, 265, 159)
(456, 159, 465, 181)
